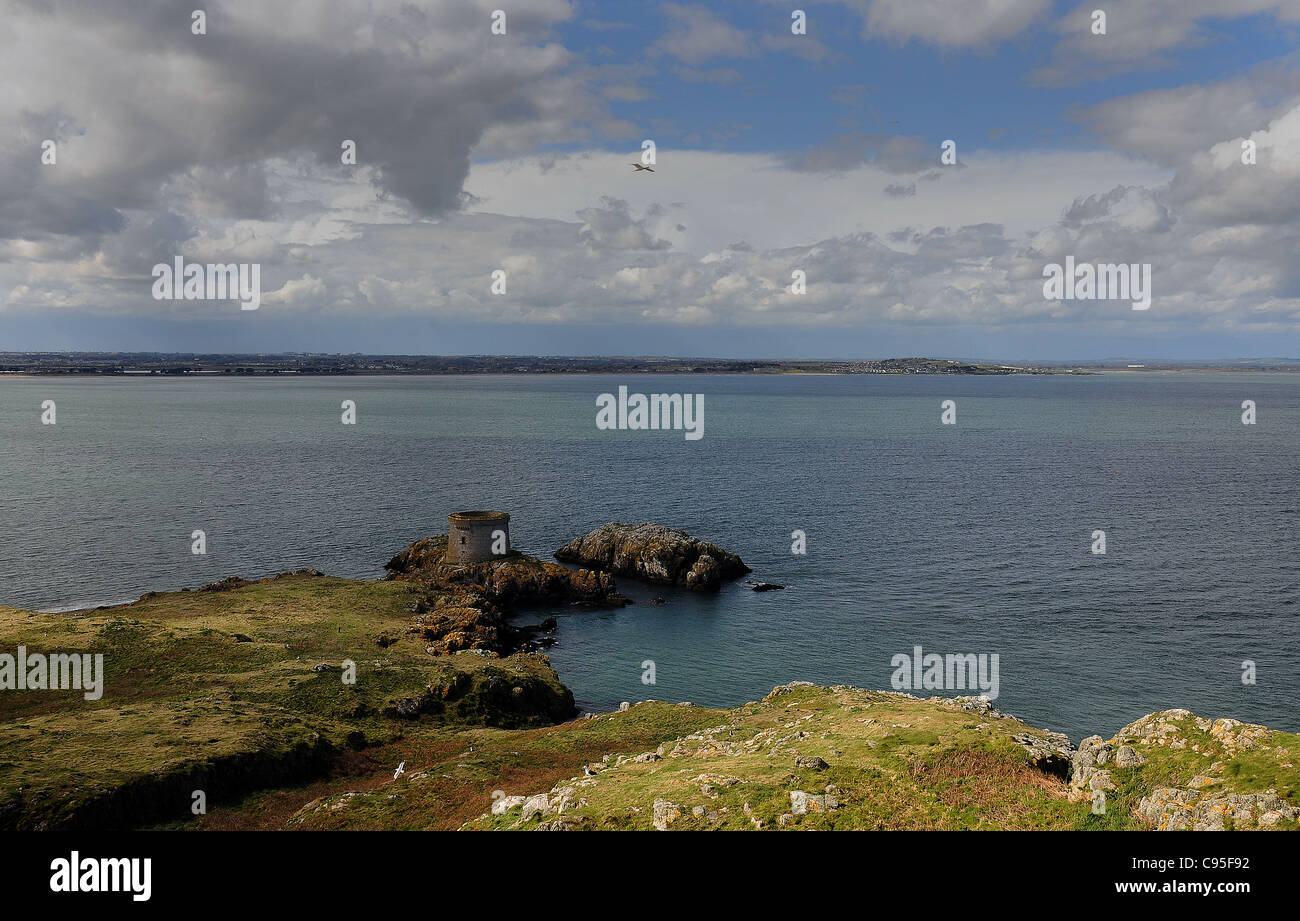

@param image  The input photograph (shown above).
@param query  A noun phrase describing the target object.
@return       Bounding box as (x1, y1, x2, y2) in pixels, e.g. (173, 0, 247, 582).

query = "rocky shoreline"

(385, 535, 629, 657)
(461, 685, 1300, 832)
(383, 522, 754, 658)
(365, 525, 1299, 831)
(5, 524, 1295, 832)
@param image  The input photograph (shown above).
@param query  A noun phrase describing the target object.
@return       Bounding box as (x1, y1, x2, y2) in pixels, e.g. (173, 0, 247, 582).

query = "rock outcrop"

(1136, 788, 1298, 830)
(1058, 708, 1300, 829)
(554, 522, 750, 592)
(453, 687, 1298, 832)
(1067, 735, 1119, 803)
(387, 536, 627, 609)
(386, 536, 628, 655)
(1117, 710, 1300, 830)
(1013, 731, 1075, 780)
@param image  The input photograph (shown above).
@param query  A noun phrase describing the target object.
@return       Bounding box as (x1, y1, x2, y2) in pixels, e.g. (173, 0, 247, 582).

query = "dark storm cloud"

(0, 0, 589, 246)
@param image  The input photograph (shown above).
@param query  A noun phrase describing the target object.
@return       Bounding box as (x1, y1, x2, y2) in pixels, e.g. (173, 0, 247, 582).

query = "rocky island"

(555, 522, 751, 591)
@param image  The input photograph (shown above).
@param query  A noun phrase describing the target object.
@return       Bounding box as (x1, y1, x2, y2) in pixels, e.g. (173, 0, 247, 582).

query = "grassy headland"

(1, 569, 1295, 831)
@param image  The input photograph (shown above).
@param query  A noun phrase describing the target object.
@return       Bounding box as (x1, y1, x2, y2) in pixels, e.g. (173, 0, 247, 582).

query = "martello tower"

(445, 510, 510, 563)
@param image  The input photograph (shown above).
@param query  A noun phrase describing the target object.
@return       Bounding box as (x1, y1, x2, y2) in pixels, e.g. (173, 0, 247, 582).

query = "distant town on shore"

(5, 353, 1300, 376)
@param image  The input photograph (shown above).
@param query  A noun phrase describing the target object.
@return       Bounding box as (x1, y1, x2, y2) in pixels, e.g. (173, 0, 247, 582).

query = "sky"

(3, 0, 1300, 359)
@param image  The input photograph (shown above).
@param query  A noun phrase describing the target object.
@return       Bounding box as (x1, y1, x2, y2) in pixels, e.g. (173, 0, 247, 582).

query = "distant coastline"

(0, 353, 1064, 376)
(5, 352, 1299, 377)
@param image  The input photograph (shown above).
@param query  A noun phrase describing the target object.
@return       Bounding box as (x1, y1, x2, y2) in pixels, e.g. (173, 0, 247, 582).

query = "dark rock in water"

(514, 617, 561, 653)
(520, 635, 558, 653)
(554, 522, 750, 592)
(747, 581, 786, 592)
(649, 597, 668, 606)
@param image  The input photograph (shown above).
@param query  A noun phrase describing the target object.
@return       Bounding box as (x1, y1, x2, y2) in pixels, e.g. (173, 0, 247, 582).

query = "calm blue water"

(1, 372, 1296, 740)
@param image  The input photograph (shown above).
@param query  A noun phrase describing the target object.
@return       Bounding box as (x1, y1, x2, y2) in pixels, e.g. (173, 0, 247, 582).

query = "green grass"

(0, 573, 573, 829)
(458, 688, 1086, 831)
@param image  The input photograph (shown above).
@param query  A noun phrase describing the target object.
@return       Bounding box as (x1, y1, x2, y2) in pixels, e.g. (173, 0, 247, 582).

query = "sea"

(1, 371, 1296, 741)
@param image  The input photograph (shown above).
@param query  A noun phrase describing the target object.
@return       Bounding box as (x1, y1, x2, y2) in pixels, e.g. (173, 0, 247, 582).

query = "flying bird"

(394, 761, 405, 780)
(630, 163, 655, 172)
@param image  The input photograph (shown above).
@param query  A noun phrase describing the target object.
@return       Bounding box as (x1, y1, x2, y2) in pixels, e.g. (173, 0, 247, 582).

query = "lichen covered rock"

(1137, 788, 1299, 831)
(554, 522, 750, 591)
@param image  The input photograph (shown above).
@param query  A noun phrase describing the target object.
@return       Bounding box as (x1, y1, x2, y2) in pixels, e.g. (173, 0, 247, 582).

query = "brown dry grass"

(909, 748, 1068, 829)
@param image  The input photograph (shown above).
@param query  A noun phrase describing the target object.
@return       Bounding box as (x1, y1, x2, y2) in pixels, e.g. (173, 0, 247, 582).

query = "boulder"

(491, 795, 527, 816)
(652, 799, 683, 830)
(519, 794, 551, 822)
(789, 790, 839, 815)
(1068, 736, 1115, 802)
(1115, 744, 1147, 768)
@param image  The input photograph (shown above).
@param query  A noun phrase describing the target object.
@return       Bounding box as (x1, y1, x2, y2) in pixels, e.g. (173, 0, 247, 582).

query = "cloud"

(1072, 54, 1300, 165)
(577, 197, 672, 250)
(782, 132, 935, 174)
(1169, 104, 1300, 226)
(0, 0, 593, 251)
(760, 30, 839, 64)
(854, 0, 1050, 48)
(1062, 186, 1172, 233)
(5, 0, 1300, 353)
(222, 114, 1300, 334)
(264, 273, 326, 306)
(1032, 1, 1300, 86)
(648, 4, 755, 65)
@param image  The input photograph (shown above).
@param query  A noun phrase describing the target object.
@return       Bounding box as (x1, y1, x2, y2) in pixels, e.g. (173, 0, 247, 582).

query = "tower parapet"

(446, 511, 510, 563)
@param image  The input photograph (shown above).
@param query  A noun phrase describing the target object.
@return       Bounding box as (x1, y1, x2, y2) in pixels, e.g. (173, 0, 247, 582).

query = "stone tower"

(446, 511, 510, 564)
